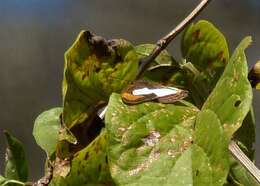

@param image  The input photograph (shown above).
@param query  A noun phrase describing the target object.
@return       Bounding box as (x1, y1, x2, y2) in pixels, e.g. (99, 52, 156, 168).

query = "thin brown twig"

(135, 0, 211, 79)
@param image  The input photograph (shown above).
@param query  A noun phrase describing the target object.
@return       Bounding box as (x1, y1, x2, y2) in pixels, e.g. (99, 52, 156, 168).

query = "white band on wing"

(132, 87, 179, 97)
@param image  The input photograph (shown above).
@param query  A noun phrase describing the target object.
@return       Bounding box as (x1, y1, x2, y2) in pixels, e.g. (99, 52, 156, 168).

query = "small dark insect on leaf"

(121, 80, 188, 105)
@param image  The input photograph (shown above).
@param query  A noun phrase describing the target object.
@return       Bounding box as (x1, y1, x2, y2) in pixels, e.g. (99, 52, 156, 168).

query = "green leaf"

(202, 37, 253, 137)
(49, 130, 115, 186)
(143, 64, 189, 89)
(136, 45, 185, 90)
(63, 31, 138, 129)
(179, 61, 211, 108)
(105, 94, 232, 185)
(194, 109, 229, 186)
(234, 107, 255, 159)
(0, 176, 6, 185)
(167, 145, 212, 186)
(33, 107, 62, 156)
(229, 158, 260, 186)
(134, 44, 177, 66)
(4, 131, 28, 182)
(105, 93, 204, 185)
(227, 140, 257, 186)
(181, 20, 229, 84)
(110, 39, 134, 58)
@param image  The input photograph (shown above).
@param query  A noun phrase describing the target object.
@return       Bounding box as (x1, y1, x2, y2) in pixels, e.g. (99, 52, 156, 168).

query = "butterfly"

(121, 80, 188, 105)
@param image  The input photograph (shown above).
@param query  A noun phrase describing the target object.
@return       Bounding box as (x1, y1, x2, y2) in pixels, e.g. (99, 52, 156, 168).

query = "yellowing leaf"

(63, 31, 138, 129)
(49, 131, 115, 186)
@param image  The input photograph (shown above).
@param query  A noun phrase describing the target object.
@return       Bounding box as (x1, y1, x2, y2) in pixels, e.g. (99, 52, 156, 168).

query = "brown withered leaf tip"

(121, 80, 188, 105)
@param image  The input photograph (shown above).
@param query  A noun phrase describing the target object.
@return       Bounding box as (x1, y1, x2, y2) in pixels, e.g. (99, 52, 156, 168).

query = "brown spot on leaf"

(84, 152, 89, 160)
(94, 145, 100, 153)
(216, 51, 225, 62)
(206, 50, 227, 71)
(59, 113, 63, 125)
(192, 29, 201, 40)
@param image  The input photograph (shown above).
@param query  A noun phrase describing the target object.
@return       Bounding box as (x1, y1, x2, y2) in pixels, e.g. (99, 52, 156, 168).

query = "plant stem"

(2, 180, 25, 186)
(135, 0, 211, 79)
(229, 141, 260, 184)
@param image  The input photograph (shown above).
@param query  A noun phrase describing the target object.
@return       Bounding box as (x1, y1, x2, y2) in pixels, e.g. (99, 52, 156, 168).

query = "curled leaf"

(4, 131, 28, 182)
(63, 30, 138, 129)
(202, 37, 253, 137)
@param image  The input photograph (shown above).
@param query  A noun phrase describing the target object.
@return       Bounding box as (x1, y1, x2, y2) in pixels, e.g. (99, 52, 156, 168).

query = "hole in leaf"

(234, 100, 241, 107)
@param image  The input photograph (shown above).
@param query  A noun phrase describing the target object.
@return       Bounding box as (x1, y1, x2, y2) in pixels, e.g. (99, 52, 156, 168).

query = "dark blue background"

(0, 0, 259, 180)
